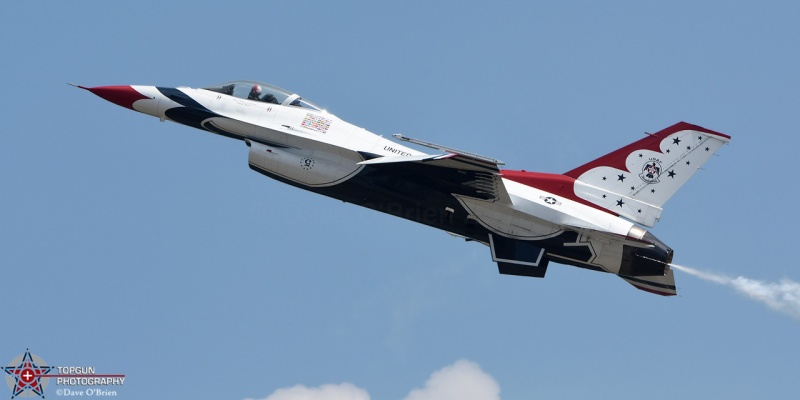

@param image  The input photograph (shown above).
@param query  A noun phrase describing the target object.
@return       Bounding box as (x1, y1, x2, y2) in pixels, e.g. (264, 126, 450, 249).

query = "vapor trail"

(671, 264, 800, 320)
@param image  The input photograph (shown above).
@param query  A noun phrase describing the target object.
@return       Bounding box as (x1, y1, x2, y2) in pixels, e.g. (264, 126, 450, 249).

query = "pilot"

(261, 92, 279, 104)
(248, 85, 262, 100)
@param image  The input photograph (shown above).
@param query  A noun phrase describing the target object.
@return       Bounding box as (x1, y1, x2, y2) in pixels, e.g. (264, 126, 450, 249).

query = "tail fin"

(564, 122, 730, 227)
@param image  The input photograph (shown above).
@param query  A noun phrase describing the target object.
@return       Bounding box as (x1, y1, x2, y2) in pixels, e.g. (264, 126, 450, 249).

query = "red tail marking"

(564, 122, 730, 178)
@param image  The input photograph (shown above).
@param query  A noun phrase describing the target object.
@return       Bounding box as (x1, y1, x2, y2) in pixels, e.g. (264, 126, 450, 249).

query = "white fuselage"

(83, 81, 733, 296)
(130, 85, 639, 273)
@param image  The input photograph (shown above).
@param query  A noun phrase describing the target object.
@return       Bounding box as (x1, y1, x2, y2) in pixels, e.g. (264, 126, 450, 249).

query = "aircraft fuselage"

(78, 81, 731, 295)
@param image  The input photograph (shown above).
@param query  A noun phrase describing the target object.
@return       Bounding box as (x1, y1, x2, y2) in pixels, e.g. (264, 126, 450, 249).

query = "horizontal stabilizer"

(619, 270, 677, 296)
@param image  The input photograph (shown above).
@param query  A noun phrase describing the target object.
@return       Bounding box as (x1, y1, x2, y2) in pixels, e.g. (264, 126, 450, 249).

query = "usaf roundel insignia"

(540, 196, 561, 206)
(639, 159, 663, 183)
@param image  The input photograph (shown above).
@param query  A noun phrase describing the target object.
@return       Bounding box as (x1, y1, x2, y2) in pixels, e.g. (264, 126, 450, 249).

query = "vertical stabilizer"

(564, 122, 730, 227)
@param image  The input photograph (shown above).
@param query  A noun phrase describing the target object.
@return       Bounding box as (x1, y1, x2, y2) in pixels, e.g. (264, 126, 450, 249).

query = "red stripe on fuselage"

(500, 170, 617, 215)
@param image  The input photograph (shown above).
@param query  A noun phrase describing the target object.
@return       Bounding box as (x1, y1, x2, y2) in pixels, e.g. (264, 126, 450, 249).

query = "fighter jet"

(76, 81, 730, 296)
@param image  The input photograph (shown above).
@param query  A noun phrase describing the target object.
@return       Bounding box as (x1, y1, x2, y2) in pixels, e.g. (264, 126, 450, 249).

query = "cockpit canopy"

(203, 81, 322, 111)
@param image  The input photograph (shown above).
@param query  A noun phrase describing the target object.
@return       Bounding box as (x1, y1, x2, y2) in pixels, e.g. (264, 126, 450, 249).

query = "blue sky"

(2, 2, 799, 399)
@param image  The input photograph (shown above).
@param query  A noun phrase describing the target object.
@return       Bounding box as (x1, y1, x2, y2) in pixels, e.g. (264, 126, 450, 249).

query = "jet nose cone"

(76, 85, 151, 110)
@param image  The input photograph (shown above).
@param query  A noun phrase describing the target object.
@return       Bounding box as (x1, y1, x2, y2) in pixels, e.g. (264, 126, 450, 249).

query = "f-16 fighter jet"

(77, 81, 730, 295)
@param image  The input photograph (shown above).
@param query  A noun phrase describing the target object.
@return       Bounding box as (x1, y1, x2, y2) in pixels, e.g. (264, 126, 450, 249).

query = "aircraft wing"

(359, 152, 511, 204)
